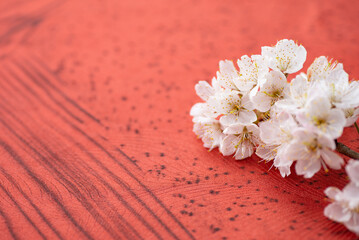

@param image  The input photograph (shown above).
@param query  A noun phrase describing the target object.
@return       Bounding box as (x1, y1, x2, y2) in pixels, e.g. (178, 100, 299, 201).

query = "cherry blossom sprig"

(325, 160, 359, 235)
(190, 39, 359, 235)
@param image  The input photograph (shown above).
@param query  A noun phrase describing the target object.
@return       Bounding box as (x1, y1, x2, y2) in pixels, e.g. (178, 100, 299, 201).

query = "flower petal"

(234, 140, 254, 160)
(336, 81, 359, 109)
(219, 114, 240, 127)
(275, 98, 298, 113)
(190, 103, 208, 117)
(259, 119, 281, 145)
(318, 134, 336, 150)
(286, 44, 307, 74)
(306, 95, 331, 119)
(344, 108, 359, 127)
(211, 77, 221, 91)
(241, 93, 255, 111)
(277, 165, 291, 178)
(307, 56, 331, 82)
(325, 109, 346, 138)
(217, 60, 239, 90)
(256, 144, 277, 160)
(261, 70, 288, 91)
(195, 81, 214, 101)
(190, 102, 218, 119)
(342, 182, 359, 201)
(250, 91, 272, 112)
(223, 124, 245, 135)
(324, 187, 341, 199)
(220, 135, 238, 156)
(346, 159, 359, 186)
(344, 213, 359, 235)
(209, 89, 241, 115)
(321, 149, 344, 170)
(324, 202, 352, 223)
(294, 155, 321, 178)
(237, 110, 257, 125)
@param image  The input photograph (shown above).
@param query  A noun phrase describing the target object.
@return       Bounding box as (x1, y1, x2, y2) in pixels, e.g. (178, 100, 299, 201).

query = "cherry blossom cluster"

(191, 39, 359, 177)
(190, 39, 359, 235)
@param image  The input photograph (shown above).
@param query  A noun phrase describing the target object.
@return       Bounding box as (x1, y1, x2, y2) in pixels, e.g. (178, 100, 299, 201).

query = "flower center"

(313, 117, 327, 126)
(235, 127, 250, 148)
(312, 116, 328, 132)
(263, 87, 285, 106)
(276, 56, 291, 72)
(345, 108, 354, 118)
(304, 138, 321, 152)
(256, 110, 271, 122)
(341, 202, 359, 214)
(263, 89, 282, 98)
(229, 101, 243, 114)
(229, 104, 241, 114)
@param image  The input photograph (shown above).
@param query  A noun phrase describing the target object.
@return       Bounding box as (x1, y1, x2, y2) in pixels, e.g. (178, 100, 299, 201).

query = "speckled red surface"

(0, 0, 359, 239)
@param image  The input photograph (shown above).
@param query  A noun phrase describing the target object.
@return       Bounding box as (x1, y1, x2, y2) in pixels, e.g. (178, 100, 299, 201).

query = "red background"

(0, 0, 358, 239)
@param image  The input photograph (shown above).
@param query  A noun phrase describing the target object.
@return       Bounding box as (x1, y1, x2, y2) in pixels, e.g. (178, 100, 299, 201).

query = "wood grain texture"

(0, 0, 358, 239)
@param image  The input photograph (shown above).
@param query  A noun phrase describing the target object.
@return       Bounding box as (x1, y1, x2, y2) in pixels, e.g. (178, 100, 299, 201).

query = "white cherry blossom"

(220, 123, 261, 160)
(343, 108, 359, 127)
(250, 70, 289, 112)
(275, 73, 311, 113)
(236, 55, 268, 92)
(307, 56, 359, 109)
(216, 58, 269, 94)
(296, 95, 346, 139)
(195, 77, 221, 101)
(261, 39, 307, 74)
(324, 160, 359, 235)
(208, 89, 256, 126)
(216, 60, 240, 90)
(286, 128, 344, 178)
(190, 102, 218, 120)
(193, 118, 224, 151)
(307, 56, 345, 82)
(191, 77, 222, 120)
(256, 112, 298, 177)
(328, 79, 359, 110)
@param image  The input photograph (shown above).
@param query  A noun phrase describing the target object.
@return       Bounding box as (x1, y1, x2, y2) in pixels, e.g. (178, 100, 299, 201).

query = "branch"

(336, 141, 359, 159)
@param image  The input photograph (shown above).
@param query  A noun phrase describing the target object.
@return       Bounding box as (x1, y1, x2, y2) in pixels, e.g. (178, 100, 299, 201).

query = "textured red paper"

(0, 0, 358, 239)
